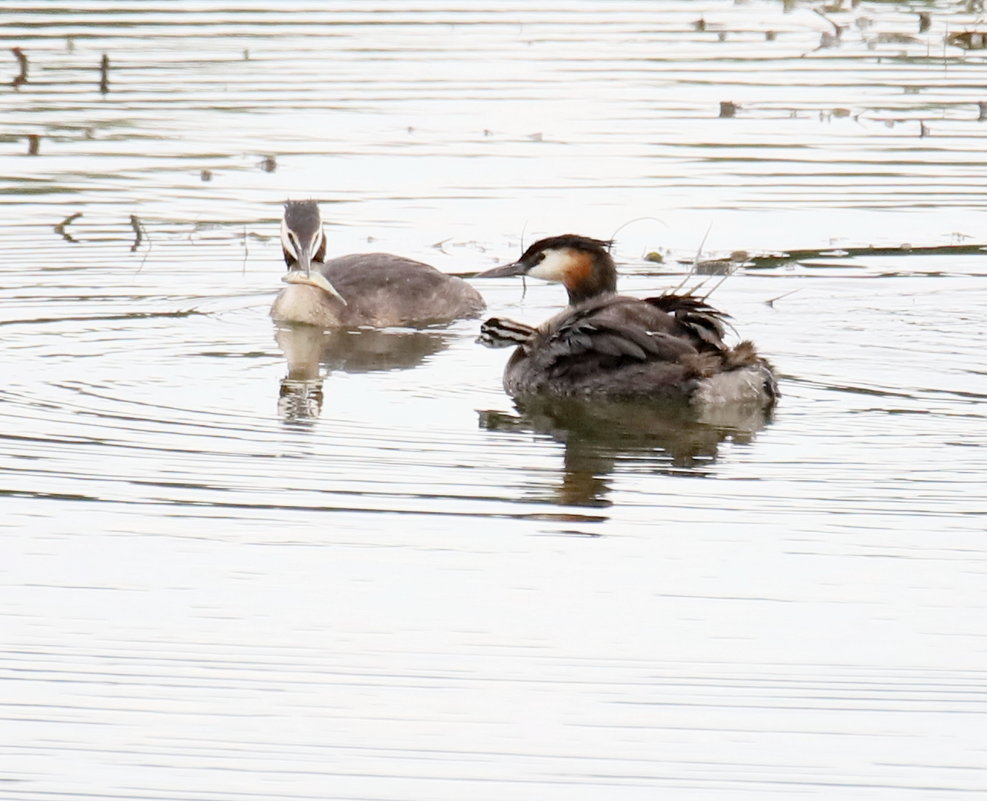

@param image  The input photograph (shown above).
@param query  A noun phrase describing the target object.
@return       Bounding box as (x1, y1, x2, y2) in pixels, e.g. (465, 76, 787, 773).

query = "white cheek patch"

(280, 217, 298, 260)
(527, 248, 569, 282)
(312, 226, 324, 261)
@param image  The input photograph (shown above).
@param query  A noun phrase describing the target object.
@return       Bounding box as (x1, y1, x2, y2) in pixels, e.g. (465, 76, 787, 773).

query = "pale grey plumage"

(272, 200, 485, 328)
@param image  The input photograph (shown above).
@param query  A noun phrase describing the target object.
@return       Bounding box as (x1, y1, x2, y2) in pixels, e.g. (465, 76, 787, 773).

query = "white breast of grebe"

(692, 365, 776, 407)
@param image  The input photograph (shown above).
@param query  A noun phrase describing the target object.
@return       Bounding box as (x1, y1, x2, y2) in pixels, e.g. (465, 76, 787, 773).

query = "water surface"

(2, 2, 986, 799)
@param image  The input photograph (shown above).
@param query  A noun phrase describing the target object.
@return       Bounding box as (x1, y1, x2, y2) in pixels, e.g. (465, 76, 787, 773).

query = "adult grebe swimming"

(477, 234, 778, 405)
(271, 200, 485, 328)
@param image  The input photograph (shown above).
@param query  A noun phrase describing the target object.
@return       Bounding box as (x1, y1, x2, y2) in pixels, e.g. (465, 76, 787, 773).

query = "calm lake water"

(2, 1, 986, 798)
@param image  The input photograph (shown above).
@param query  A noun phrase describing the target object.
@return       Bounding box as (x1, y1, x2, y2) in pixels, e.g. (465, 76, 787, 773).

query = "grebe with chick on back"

(477, 234, 778, 406)
(271, 200, 486, 328)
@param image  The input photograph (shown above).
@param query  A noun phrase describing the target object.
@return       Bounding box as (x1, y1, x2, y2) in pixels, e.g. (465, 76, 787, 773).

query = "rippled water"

(2, 1, 986, 798)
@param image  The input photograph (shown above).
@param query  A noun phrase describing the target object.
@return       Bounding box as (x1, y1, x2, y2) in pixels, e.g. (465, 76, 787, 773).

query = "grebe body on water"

(271, 200, 485, 328)
(477, 235, 777, 405)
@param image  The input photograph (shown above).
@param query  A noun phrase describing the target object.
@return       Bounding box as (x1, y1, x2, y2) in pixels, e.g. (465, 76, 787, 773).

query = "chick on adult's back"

(271, 200, 485, 328)
(477, 234, 778, 406)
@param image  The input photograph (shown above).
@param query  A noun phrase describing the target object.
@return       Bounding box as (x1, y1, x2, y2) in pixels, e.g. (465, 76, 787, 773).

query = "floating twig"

(54, 211, 83, 243)
(129, 214, 154, 274)
(27, 134, 40, 155)
(715, 242, 987, 270)
(11, 47, 28, 88)
(765, 288, 801, 308)
(946, 31, 987, 50)
(132, 215, 153, 272)
(812, 7, 845, 39)
(129, 214, 144, 252)
(99, 53, 109, 94)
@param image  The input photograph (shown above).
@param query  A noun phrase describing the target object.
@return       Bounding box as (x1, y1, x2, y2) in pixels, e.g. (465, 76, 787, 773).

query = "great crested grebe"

(271, 200, 485, 328)
(477, 234, 778, 405)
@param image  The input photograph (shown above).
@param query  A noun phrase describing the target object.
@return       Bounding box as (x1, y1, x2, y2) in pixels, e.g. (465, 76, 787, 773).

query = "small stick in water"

(99, 53, 110, 94)
(766, 288, 801, 308)
(11, 47, 28, 88)
(130, 214, 144, 253)
(55, 211, 83, 242)
(131, 215, 153, 272)
(129, 214, 144, 252)
(27, 134, 40, 155)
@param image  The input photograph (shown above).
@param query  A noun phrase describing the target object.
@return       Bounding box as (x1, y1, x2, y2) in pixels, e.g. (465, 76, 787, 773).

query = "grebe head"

(280, 200, 346, 305)
(478, 234, 617, 305)
(281, 200, 326, 273)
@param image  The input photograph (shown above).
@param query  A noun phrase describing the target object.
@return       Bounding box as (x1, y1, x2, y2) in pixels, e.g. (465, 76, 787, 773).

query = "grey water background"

(2, 1, 986, 798)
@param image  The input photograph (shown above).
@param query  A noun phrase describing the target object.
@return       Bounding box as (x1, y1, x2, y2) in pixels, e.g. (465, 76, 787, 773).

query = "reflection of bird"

(479, 396, 772, 506)
(271, 200, 485, 328)
(274, 323, 453, 421)
(477, 234, 777, 405)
